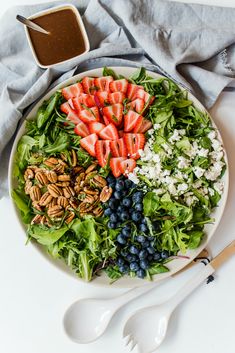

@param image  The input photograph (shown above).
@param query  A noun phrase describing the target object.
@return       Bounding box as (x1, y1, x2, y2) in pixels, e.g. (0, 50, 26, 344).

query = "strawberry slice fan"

(60, 76, 154, 177)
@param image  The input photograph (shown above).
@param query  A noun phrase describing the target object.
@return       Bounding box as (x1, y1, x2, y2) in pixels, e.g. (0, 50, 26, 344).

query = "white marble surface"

(1, 1, 235, 353)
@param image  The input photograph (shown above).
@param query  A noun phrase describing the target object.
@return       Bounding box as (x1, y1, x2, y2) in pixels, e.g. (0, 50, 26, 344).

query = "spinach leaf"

(188, 230, 204, 249)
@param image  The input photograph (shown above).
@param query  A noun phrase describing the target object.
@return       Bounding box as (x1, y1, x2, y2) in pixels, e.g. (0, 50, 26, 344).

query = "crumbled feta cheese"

(177, 183, 188, 192)
(198, 148, 209, 157)
(213, 180, 224, 195)
(210, 150, 223, 161)
(162, 143, 172, 156)
(185, 195, 198, 206)
(154, 188, 165, 195)
(208, 187, 215, 196)
(168, 183, 177, 195)
(128, 172, 139, 184)
(178, 156, 189, 169)
(193, 180, 202, 188)
(193, 166, 205, 178)
(204, 161, 224, 181)
(169, 129, 181, 144)
(208, 130, 216, 140)
(212, 139, 222, 151)
(154, 123, 161, 130)
(147, 129, 154, 136)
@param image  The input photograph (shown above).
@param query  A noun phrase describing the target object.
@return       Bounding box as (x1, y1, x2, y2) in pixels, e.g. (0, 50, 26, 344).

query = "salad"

(12, 67, 226, 282)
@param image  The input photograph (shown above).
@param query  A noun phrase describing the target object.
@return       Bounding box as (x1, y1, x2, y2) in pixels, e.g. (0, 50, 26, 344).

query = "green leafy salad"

(12, 67, 226, 282)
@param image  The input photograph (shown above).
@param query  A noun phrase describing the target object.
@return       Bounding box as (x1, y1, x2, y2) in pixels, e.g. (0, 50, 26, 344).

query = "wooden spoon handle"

(210, 240, 235, 270)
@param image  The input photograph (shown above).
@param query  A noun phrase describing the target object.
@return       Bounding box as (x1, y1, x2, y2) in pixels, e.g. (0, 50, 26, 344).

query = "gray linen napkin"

(0, 0, 235, 196)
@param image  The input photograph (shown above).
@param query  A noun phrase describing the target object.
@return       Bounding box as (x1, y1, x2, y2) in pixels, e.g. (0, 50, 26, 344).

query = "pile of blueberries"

(104, 175, 169, 279)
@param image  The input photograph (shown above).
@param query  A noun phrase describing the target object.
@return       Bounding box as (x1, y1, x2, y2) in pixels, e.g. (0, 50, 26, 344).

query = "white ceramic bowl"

(25, 4, 90, 69)
(8, 67, 229, 288)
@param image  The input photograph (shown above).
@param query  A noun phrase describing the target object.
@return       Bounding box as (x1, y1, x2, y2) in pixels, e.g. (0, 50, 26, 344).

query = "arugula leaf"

(37, 92, 61, 129)
(28, 224, 68, 245)
(188, 230, 204, 249)
(11, 190, 32, 224)
(148, 263, 169, 275)
(16, 135, 38, 170)
(143, 192, 160, 216)
(103, 67, 119, 79)
(44, 132, 70, 154)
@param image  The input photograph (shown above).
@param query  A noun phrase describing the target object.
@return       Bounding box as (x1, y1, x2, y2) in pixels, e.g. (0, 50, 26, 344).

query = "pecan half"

(47, 170, 58, 183)
(74, 184, 81, 194)
(47, 184, 63, 198)
(69, 198, 79, 209)
(57, 196, 69, 208)
(29, 185, 41, 201)
(24, 180, 33, 195)
(47, 205, 64, 219)
(76, 173, 85, 184)
(31, 214, 43, 225)
(47, 198, 57, 208)
(85, 163, 98, 174)
(83, 186, 99, 195)
(58, 174, 71, 182)
(35, 171, 49, 186)
(93, 205, 104, 217)
(65, 211, 75, 224)
(24, 168, 34, 181)
(92, 175, 107, 188)
(39, 191, 53, 206)
(72, 166, 84, 174)
(55, 181, 70, 187)
(32, 201, 42, 211)
(63, 186, 75, 198)
(44, 157, 58, 168)
(100, 186, 113, 203)
(71, 149, 77, 167)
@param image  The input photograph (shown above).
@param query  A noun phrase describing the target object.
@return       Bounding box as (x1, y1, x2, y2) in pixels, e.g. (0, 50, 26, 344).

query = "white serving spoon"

(123, 240, 235, 353)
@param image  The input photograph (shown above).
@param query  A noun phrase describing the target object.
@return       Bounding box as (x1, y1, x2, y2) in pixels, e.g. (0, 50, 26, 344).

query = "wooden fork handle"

(210, 240, 235, 270)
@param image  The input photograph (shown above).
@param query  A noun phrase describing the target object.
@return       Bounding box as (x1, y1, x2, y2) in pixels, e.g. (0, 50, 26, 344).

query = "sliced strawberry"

(103, 116, 110, 125)
(62, 82, 83, 100)
(68, 98, 75, 110)
(124, 110, 143, 132)
(103, 103, 123, 126)
(94, 76, 113, 91)
(74, 122, 90, 138)
(127, 98, 145, 114)
(95, 140, 111, 167)
(110, 157, 125, 177)
(120, 158, 136, 176)
(108, 92, 125, 105)
(127, 83, 144, 100)
(109, 79, 128, 93)
(67, 112, 82, 125)
(94, 91, 109, 107)
(79, 93, 95, 108)
(110, 138, 127, 157)
(60, 102, 71, 114)
(72, 97, 82, 113)
(82, 77, 95, 94)
(98, 123, 119, 140)
(134, 118, 152, 133)
(89, 122, 105, 134)
(60, 102, 81, 124)
(136, 89, 155, 105)
(80, 133, 98, 157)
(79, 106, 100, 123)
(123, 133, 145, 160)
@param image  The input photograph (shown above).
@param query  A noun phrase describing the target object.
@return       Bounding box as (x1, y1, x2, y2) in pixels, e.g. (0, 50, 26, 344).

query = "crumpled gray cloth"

(0, 0, 235, 196)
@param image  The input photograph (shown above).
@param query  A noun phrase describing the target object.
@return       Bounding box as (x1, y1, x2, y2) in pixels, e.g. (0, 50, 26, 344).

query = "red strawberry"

(127, 98, 145, 113)
(74, 122, 90, 138)
(82, 77, 95, 94)
(94, 91, 109, 107)
(110, 138, 127, 157)
(79, 106, 100, 123)
(79, 93, 95, 108)
(95, 140, 111, 167)
(134, 118, 152, 133)
(103, 103, 123, 126)
(136, 89, 155, 105)
(80, 133, 98, 157)
(72, 97, 82, 113)
(127, 83, 144, 100)
(98, 123, 119, 140)
(110, 157, 125, 177)
(119, 130, 124, 137)
(62, 82, 83, 100)
(124, 110, 143, 132)
(94, 76, 113, 91)
(109, 79, 128, 93)
(60, 102, 71, 114)
(89, 122, 105, 134)
(103, 116, 110, 125)
(120, 158, 136, 176)
(68, 98, 75, 110)
(123, 133, 145, 159)
(108, 92, 125, 104)
(60, 102, 81, 124)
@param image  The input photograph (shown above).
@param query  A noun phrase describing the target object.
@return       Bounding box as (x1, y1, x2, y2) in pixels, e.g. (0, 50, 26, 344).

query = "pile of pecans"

(24, 149, 113, 227)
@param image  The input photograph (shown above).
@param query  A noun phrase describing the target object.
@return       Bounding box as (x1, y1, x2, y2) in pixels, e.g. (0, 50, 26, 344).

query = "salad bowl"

(8, 66, 229, 288)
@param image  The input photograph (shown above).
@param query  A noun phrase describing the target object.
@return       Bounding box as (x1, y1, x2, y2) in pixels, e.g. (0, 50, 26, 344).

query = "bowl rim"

(8, 66, 229, 288)
(24, 4, 90, 69)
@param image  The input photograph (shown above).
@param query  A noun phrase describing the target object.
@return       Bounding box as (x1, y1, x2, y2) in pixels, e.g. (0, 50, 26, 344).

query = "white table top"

(1, 1, 235, 353)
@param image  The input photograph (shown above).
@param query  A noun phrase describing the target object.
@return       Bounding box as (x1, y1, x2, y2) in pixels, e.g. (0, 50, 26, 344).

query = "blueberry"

(142, 240, 150, 248)
(115, 180, 125, 191)
(107, 175, 115, 184)
(122, 227, 131, 238)
(120, 211, 129, 221)
(130, 262, 140, 271)
(129, 245, 139, 255)
(114, 190, 123, 199)
(126, 254, 137, 262)
(153, 252, 161, 261)
(148, 255, 153, 261)
(108, 221, 116, 229)
(119, 264, 129, 273)
(161, 250, 169, 260)
(109, 199, 119, 210)
(134, 203, 143, 212)
(104, 208, 112, 216)
(132, 191, 144, 203)
(131, 211, 142, 222)
(122, 197, 132, 207)
(139, 249, 148, 259)
(140, 259, 149, 270)
(141, 218, 147, 225)
(125, 179, 134, 189)
(117, 205, 124, 213)
(110, 213, 118, 223)
(136, 235, 146, 243)
(147, 236, 154, 241)
(139, 223, 148, 233)
(136, 269, 145, 278)
(116, 257, 125, 266)
(117, 234, 127, 245)
(147, 246, 155, 255)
